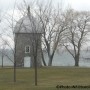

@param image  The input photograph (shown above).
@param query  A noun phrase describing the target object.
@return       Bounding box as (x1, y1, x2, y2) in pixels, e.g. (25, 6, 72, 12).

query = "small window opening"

(25, 46, 30, 53)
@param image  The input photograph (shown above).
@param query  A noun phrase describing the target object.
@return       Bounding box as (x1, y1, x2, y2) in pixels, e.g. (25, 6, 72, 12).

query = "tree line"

(0, 1, 90, 67)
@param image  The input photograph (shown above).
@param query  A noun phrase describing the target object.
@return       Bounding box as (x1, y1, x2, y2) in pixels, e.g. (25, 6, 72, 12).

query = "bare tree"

(35, 2, 68, 66)
(27, 6, 42, 85)
(64, 9, 90, 66)
(0, 10, 14, 68)
(0, 0, 19, 82)
(16, 1, 68, 67)
(0, 44, 4, 68)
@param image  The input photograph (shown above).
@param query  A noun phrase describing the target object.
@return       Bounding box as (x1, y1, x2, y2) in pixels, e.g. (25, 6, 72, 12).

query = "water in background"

(0, 50, 90, 67)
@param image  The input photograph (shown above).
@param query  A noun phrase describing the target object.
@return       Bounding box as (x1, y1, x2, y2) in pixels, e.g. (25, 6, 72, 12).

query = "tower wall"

(15, 33, 42, 67)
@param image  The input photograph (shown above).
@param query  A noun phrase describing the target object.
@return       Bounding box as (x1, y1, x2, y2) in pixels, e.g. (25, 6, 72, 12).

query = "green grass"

(0, 66, 90, 90)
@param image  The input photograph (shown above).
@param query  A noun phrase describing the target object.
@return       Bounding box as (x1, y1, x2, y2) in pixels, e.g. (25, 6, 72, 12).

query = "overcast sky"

(0, 0, 90, 12)
(1, 0, 90, 48)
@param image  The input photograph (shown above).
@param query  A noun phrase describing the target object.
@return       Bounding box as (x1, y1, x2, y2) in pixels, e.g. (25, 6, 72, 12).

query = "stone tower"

(14, 15, 43, 67)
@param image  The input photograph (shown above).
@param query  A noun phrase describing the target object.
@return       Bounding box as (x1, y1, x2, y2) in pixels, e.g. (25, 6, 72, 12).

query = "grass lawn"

(0, 66, 90, 90)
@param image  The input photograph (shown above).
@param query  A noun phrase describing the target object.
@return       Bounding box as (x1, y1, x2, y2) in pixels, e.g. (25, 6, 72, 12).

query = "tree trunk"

(14, 61, 16, 82)
(48, 50, 55, 66)
(74, 55, 79, 67)
(48, 56, 53, 66)
(34, 56, 37, 86)
(75, 60, 79, 66)
(41, 49, 47, 66)
(42, 53, 47, 66)
(14, 43, 16, 82)
(48, 59, 52, 66)
(2, 55, 4, 68)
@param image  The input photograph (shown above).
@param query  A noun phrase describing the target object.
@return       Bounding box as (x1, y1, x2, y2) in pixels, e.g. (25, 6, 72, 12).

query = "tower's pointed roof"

(14, 15, 43, 33)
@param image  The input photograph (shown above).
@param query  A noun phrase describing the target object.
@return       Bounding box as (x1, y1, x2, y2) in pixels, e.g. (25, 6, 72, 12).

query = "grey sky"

(67, 0, 90, 11)
(0, 0, 90, 12)
(0, 0, 90, 48)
